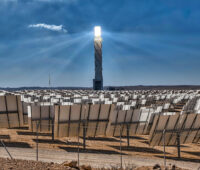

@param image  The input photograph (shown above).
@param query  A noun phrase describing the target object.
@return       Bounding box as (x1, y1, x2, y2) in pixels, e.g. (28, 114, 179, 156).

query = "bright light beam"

(94, 26, 101, 37)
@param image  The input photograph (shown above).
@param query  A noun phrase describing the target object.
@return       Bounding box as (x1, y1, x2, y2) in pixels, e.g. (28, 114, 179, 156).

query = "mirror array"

(0, 89, 200, 149)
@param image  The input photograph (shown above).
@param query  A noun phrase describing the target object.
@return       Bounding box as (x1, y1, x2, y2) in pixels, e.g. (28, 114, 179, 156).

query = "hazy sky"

(0, 0, 200, 87)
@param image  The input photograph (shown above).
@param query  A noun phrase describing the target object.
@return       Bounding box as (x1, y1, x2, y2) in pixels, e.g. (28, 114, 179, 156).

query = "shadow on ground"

(17, 131, 52, 137)
(59, 146, 127, 155)
(80, 136, 121, 142)
(0, 141, 31, 148)
(9, 127, 29, 130)
(164, 145, 189, 148)
(115, 136, 147, 140)
(182, 151, 200, 157)
(110, 145, 168, 154)
(32, 139, 82, 146)
(140, 141, 149, 145)
(156, 155, 200, 163)
(0, 135, 10, 140)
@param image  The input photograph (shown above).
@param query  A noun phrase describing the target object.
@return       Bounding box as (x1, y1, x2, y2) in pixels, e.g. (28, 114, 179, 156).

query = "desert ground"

(0, 127, 200, 169)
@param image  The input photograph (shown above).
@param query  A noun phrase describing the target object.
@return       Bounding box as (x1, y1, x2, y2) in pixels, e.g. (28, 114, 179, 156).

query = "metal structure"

(28, 105, 54, 133)
(149, 113, 200, 158)
(93, 26, 103, 90)
(0, 95, 24, 128)
(54, 104, 115, 138)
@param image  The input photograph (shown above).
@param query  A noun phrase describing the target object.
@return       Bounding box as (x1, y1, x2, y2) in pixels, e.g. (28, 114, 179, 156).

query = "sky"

(0, 0, 200, 87)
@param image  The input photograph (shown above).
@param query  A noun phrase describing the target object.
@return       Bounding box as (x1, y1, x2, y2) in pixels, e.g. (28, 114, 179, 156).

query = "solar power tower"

(93, 26, 103, 90)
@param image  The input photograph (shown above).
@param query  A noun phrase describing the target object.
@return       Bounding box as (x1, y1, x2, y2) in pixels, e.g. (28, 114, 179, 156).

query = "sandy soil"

(0, 158, 70, 170)
(0, 157, 189, 170)
(0, 127, 200, 169)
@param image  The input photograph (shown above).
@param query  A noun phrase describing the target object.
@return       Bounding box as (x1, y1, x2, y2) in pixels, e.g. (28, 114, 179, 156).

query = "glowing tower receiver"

(94, 26, 101, 37)
(93, 26, 103, 90)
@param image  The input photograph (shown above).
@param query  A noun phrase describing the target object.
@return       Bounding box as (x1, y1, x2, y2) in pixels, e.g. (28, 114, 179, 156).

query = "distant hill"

(0, 85, 200, 91)
(105, 85, 200, 90)
(0, 87, 91, 91)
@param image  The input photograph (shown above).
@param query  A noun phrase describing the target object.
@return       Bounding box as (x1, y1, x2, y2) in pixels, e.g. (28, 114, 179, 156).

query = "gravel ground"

(0, 128, 200, 170)
(0, 157, 189, 170)
(0, 147, 199, 170)
(0, 158, 71, 170)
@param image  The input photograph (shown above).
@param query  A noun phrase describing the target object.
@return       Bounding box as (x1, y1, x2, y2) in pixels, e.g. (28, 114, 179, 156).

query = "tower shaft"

(93, 38, 103, 90)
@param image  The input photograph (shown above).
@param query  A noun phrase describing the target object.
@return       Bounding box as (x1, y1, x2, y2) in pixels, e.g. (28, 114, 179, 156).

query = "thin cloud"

(34, 0, 78, 2)
(28, 23, 67, 33)
(1, 0, 78, 2)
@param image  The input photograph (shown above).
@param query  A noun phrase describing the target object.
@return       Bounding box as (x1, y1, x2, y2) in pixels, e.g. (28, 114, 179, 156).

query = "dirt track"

(0, 128, 200, 169)
(0, 147, 199, 169)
